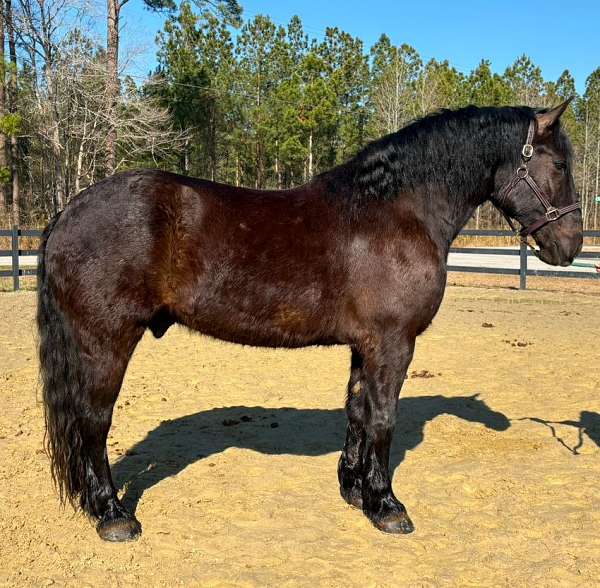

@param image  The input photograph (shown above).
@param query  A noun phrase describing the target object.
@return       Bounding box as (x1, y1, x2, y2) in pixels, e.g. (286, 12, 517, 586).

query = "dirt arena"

(1, 286, 599, 587)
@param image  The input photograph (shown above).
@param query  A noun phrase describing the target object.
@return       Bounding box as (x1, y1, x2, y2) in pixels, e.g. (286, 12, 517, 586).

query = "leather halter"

(494, 120, 581, 252)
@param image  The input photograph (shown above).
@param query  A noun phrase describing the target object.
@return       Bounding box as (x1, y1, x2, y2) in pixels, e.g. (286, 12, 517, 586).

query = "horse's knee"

(366, 411, 397, 439)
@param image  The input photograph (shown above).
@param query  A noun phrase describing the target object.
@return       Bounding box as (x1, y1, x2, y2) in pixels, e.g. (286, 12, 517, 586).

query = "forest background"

(2, 0, 599, 231)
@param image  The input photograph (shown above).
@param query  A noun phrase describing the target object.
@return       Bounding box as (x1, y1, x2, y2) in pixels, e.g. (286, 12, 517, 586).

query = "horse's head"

(444, 394, 511, 431)
(493, 100, 583, 266)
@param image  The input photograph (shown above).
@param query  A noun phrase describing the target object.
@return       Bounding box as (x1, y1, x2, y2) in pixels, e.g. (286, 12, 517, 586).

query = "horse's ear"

(535, 97, 573, 137)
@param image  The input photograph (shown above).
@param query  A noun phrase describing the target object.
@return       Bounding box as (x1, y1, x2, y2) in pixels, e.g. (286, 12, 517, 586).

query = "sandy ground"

(1, 287, 599, 587)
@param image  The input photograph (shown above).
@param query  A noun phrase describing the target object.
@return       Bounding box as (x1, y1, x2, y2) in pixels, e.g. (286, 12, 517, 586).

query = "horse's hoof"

(96, 516, 142, 542)
(371, 511, 415, 534)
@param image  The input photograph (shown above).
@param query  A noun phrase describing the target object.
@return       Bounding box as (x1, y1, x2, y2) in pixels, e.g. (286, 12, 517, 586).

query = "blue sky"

(120, 0, 599, 92)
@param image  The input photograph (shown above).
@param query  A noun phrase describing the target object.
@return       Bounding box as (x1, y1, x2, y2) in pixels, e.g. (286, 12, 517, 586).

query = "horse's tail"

(37, 211, 90, 513)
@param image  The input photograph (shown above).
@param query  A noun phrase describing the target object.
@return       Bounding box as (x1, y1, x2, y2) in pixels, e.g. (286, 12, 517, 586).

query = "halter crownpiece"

(494, 119, 581, 254)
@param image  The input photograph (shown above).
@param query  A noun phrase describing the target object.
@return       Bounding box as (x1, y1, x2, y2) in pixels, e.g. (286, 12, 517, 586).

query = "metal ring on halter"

(516, 166, 529, 178)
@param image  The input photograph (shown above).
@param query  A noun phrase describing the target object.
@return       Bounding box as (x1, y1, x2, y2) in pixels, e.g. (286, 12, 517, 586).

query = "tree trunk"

(0, 5, 6, 215)
(393, 52, 401, 132)
(308, 131, 313, 179)
(51, 122, 65, 211)
(106, 0, 121, 175)
(594, 110, 600, 230)
(209, 104, 216, 181)
(255, 62, 263, 188)
(183, 138, 190, 174)
(275, 139, 281, 189)
(75, 138, 85, 195)
(6, 0, 18, 223)
(582, 106, 589, 227)
(255, 140, 262, 188)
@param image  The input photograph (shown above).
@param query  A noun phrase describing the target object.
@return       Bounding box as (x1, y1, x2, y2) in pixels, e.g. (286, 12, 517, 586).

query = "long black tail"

(37, 212, 92, 513)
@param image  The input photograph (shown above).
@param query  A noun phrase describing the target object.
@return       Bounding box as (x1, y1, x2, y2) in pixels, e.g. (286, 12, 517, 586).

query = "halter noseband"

(494, 120, 581, 255)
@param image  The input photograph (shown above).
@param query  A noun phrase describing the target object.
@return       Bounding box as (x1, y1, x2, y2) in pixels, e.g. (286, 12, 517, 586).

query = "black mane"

(321, 105, 570, 210)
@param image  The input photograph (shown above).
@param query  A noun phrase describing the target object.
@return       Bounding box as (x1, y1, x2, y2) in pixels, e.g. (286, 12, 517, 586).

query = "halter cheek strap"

(494, 120, 581, 253)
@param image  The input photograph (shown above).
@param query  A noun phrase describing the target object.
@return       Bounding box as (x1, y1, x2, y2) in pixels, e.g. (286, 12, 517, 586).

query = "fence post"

(519, 240, 527, 290)
(11, 225, 19, 291)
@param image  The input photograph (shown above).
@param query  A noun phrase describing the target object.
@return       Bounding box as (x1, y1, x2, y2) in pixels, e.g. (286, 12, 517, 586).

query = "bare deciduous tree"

(0, 5, 6, 214)
(16, 0, 188, 217)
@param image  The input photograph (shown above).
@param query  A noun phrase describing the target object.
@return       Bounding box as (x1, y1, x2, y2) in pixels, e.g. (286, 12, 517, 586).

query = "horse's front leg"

(360, 333, 416, 534)
(338, 348, 366, 508)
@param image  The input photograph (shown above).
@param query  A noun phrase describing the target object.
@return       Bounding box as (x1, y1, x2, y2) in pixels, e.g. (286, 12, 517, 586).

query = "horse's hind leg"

(38, 284, 145, 541)
(81, 342, 145, 542)
(338, 348, 366, 508)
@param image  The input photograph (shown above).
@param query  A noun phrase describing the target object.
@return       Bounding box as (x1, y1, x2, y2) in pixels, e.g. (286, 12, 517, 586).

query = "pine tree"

(318, 27, 369, 166)
(504, 54, 545, 105)
(368, 36, 422, 136)
(467, 60, 512, 106)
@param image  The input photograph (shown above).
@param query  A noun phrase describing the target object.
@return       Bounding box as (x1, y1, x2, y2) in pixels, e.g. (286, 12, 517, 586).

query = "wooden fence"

(0, 227, 43, 291)
(2, 226, 600, 292)
(449, 229, 600, 289)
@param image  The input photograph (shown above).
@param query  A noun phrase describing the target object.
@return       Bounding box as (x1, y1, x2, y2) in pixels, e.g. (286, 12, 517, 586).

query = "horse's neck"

(417, 166, 495, 255)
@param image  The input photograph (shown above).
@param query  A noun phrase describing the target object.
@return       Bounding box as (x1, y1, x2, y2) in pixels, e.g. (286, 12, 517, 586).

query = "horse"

(37, 101, 582, 542)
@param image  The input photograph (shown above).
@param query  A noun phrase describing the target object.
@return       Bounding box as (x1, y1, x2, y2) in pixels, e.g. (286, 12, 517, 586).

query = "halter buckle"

(522, 144, 534, 159)
(545, 207, 560, 222)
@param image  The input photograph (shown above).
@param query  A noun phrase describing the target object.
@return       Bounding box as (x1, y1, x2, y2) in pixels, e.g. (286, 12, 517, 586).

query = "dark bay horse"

(37, 102, 582, 542)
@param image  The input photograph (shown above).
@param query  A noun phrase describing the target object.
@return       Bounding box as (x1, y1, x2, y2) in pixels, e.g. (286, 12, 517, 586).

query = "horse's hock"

(1, 286, 599, 586)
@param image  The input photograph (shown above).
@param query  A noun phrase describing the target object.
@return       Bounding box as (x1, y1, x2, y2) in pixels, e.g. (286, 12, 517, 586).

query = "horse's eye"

(554, 160, 567, 171)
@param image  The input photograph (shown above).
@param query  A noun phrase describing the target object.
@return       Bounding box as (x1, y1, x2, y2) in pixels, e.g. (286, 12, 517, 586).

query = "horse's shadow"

(113, 394, 511, 514)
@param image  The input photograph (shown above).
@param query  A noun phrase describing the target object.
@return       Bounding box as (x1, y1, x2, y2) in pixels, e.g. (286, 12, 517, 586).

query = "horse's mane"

(319, 105, 571, 209)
